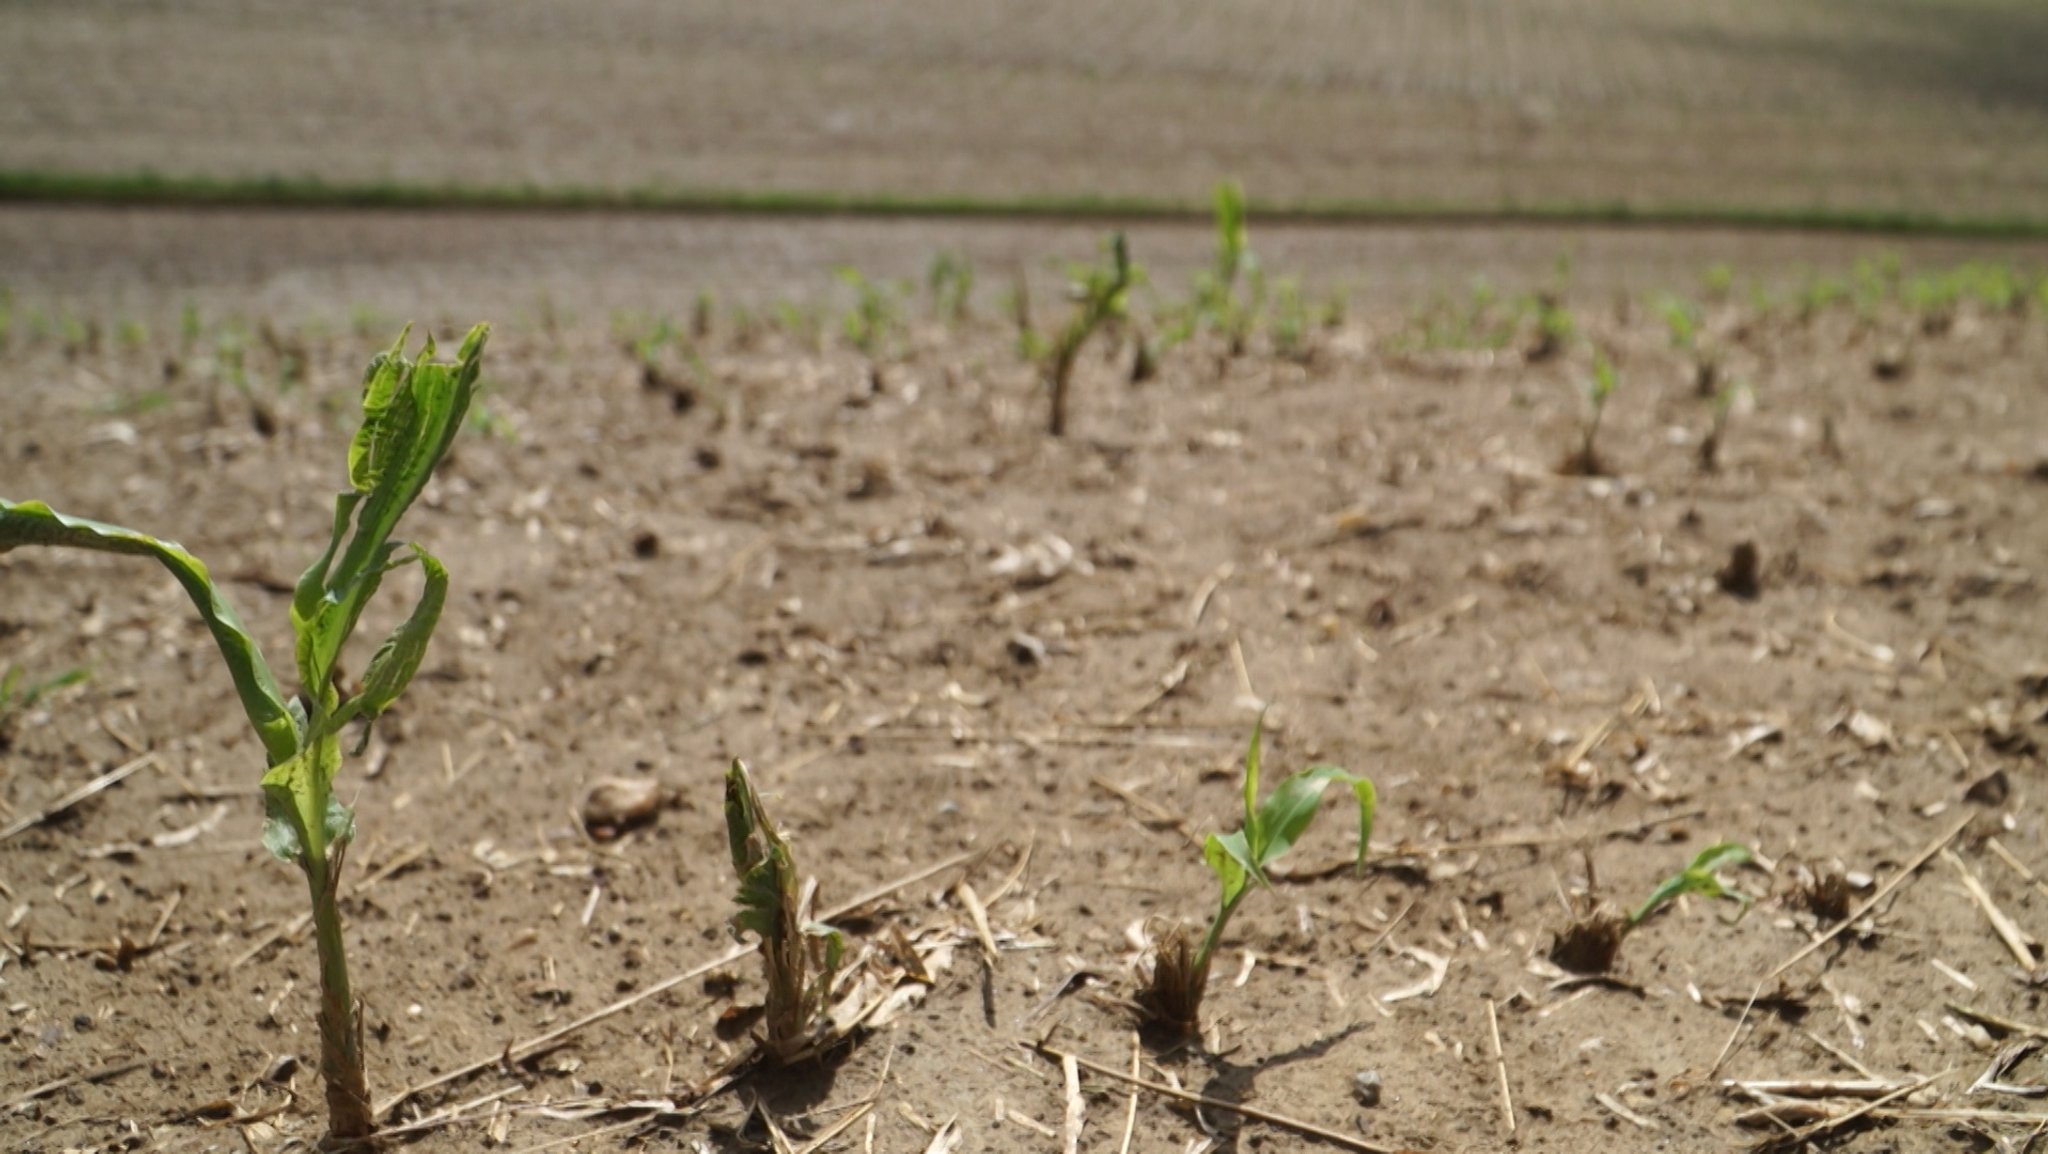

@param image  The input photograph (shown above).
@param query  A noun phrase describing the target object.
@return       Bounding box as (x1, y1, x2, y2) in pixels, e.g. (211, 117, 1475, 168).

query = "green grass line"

(5, 168, 2048, 240)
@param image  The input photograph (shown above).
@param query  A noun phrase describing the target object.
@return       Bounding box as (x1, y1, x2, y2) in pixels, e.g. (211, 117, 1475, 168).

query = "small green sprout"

(215, 328, 249, 393)
(1552, 842, 1754, 974)
(1631, 842, 1754, 925)
(1527, 291, 1575, 362)
(927, 250, 975, 324)
(1269, 277, 1310, 363)
(59, 312, 98, 359)
(0, 324, 488, 1144)
(630, 316, 679, 368)
(1141, 716, 1375, 1036)
(725, 760, 845, 1064)
(1188, 181, 1260, 353)
(1045, 233, 1135, 437)
(1657, 295, 1700, 355)
(836, 267, 900, 358)
(0, 665, 90, 749)
(772, 300, 825, 353)
(1562, 352, 1619, 476)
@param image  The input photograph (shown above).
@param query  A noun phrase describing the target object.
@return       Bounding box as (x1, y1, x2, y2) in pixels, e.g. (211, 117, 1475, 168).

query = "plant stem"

(307, 852, 372, 1142)
(1194, 889, 1249, 977)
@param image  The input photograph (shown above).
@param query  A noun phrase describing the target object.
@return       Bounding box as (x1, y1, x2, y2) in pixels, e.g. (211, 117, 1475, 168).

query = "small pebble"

(580, 777, 663, 840)
(1353, 1069, 1383, 1108)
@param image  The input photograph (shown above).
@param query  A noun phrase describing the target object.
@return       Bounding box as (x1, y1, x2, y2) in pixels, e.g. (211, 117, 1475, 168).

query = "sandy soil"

(5, 0, 2048, 217)
(4, 225, 2048, 1152)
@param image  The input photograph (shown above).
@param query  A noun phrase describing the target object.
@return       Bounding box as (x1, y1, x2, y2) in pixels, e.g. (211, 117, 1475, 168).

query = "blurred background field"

(5, 0, 2048, 221)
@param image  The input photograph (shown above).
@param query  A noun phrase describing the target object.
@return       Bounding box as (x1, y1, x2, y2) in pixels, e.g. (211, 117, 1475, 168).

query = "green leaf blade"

(1204, 832, 1254, 906)
(347, 544, 447, 724)
(0, 498, 297, 766)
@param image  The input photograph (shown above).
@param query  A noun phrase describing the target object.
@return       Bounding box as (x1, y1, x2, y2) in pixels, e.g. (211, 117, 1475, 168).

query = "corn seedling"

(725, 760, 845, 1064)
(0, 324, 488, 1144)
(1658, 295, 1700, 356)
(1796, 274, 1852, 321)
(1551, 842, 1753, 974)
(1702, 263, 1735, 302)
(1526, 291, 1575, 362)
(927, 250, 975, 323)
(1045, 233, 1135, 437)
(1140, 716, 1374, 1036)
(1631, 842, 1754, 924)
(215, 328, 250, 393)
(1004, 265, 1041, 362)
(1560, 352, 1618, 476)
(836, 267, 900, 359)
(772, 300, 826, 355)
(1269, 277, 1310, 363)
(0, 665, 90, 750)
(60, 312, 98, 360)
(1400, 281, 1526, 355)
(1187, 181, 1260, 354)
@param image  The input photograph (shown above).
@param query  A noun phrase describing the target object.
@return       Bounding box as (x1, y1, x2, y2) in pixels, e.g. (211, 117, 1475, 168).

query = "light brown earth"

(5, 0, 2048, 217)
(5, 213, 2048, 1153)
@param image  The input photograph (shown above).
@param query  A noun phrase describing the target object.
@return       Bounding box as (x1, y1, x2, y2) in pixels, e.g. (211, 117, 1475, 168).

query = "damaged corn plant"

(1551, 841, 1754, 974)
(725, 759, 846, 1064)
(1141, 715, 1375, 1036)
(1045, 232, 1136, 437)
(0, 324, 488, 1144)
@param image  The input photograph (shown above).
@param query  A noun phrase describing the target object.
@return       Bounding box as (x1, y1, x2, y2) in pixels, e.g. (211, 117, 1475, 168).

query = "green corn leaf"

(348, 326, 416, 493)
(291, 492, 364, 697)
(295, 325, 486, 702)
(1254, 764, 1377, 873)
(260, 793, 303, 863)
(1204, 831, 1254, 907)
(262, 789, 354, 865)
(0, 499, 297, 766)
(1631, 841, 1754, 925)
(0, 665, 88, 712)
(339, 544, 447, 730)
(805, 921, 846, 977)
(259, 750, 314, 864)
(324, 325, 487, 628)
(725, 760, 798, 942)
(1687, 841, 1754, 876)
(1240, 713, 1266, 850)
(259, 737, 345, 864)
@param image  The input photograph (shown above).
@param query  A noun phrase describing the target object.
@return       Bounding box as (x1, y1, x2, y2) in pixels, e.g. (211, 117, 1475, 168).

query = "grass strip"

(5, 169, 2048, 240)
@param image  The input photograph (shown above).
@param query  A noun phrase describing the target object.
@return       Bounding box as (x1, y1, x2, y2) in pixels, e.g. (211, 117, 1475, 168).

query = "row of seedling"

(5, 325, 1779, 1146)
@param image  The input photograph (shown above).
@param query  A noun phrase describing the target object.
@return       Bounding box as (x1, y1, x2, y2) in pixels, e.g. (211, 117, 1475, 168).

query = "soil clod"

(1717, 541, 1762, 599)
